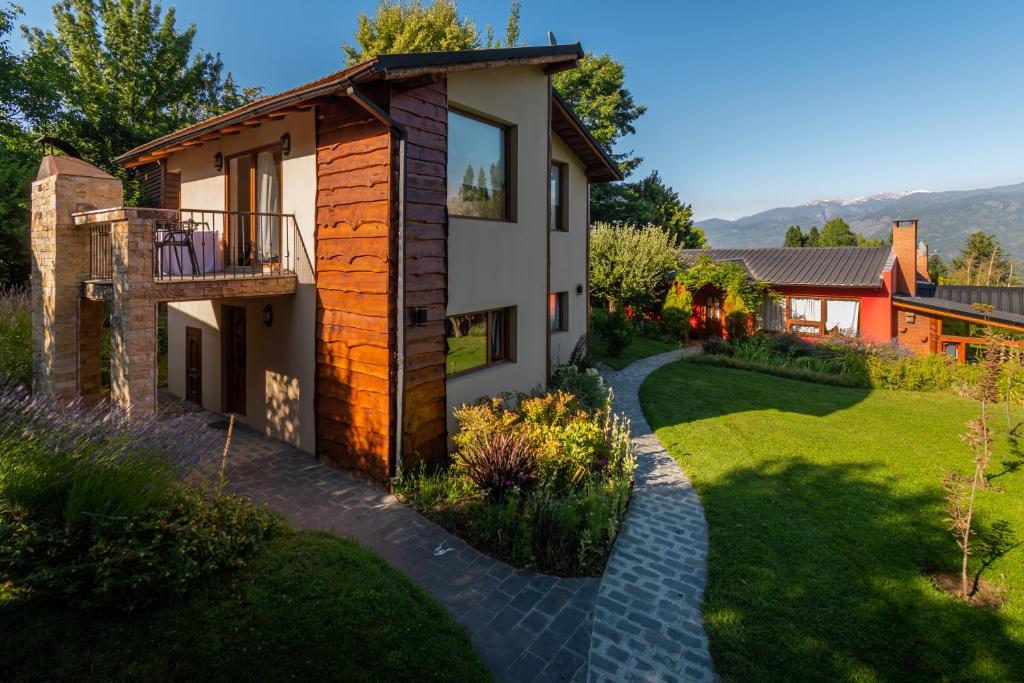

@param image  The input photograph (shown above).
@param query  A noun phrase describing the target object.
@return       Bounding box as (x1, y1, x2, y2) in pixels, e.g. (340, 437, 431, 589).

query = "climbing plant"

(676, 255, 776, 337)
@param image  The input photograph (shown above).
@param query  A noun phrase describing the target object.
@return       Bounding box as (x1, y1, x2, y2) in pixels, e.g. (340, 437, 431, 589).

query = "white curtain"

(256, 152, 281, 263)
(789, 297, 821, 322)
(760, 299, 785, 331)
(826, 299, 860, 336)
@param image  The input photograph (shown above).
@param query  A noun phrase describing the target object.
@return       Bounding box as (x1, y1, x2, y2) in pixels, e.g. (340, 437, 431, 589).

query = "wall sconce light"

(213, 152, 223, 172)
(262, 305, 273, 327)
(411, 307, 428, 326)
(576, 284, 584, 295)
(280, 133, 291, 156)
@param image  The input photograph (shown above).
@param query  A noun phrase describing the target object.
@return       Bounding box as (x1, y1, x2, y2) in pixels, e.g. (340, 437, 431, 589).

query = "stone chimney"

(31, 155, 122, 401)
(891, 219, 919, 295)
(916, 241, 930, 283)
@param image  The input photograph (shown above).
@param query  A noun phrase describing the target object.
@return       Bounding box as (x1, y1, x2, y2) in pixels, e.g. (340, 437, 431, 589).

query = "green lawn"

(641, 362, 1024, 682)
(1, 530, 491, 682)
(593, 335, 679, 370)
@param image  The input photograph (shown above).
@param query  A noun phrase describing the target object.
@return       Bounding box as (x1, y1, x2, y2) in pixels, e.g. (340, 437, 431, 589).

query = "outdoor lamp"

(280, 133, 291, 156)
(213, 152, 223, 172)
(262, 305, 273, 327)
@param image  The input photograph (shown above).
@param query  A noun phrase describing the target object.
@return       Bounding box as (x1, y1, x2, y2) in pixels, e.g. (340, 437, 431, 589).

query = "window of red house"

(786, 296, 860, 336)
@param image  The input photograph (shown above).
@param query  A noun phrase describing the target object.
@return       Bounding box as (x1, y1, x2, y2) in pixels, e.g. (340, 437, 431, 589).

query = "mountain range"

(697, 181, 1024, 259)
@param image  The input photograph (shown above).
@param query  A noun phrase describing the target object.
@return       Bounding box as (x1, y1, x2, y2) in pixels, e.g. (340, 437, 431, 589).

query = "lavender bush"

(0, 384, 221, 529)
(0, 287, 31, 389)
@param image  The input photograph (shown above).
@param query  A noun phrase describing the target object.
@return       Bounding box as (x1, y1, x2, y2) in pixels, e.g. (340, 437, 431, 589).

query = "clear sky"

(14, 0, 1024, 220)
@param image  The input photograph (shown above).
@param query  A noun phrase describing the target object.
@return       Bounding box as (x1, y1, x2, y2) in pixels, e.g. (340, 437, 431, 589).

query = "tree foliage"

(593, 171, 707, 248)
(19, 0, 259, 191)
(676, 255, 775, 321)
(661, 282, 693, 342)
(928, 253, 949, 284)
(780, 218, 883, 248)
(950, 231, 1017, 286)
(342, 0, 481, 64)
(589, 222, 677, 312)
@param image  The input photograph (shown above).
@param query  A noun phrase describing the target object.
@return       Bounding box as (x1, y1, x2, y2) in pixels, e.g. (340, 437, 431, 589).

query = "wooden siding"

(391, 80, 448, 467)
(139, 162, 180, 209)
(315, 96, 395, 480)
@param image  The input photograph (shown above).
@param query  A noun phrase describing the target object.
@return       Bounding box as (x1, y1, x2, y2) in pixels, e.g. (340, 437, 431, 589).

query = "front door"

(227, 149, 282, 268)
(223, 306, 246, 415)
(185, 326, 202, 406)
(702, 295, 723, 338)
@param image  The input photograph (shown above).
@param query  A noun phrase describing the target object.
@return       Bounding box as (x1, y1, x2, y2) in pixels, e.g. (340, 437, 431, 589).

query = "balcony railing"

(89, 224, 112, 280)
(153, 209, 299, 282)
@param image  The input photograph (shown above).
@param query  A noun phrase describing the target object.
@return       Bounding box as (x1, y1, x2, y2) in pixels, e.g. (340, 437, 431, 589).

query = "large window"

(445, 307, 514, 375)
(550, 162, 567, 231)
(447, 110, 509, 220)
(549, 292, 568, 331)
(786, 296, 859, 336)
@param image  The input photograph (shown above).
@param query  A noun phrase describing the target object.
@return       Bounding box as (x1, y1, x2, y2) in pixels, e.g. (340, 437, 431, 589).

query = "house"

(679, 219, 1024, 355)
(28, 44, 620, 482)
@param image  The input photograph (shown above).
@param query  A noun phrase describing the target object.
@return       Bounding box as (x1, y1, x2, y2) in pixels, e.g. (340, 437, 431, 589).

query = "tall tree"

(927, 253, 948, 284)
(343, 0, 480, 64)
(783, 225, 805, 247)
(818, 217, 859, 247)
(805, 226, 820, 247)
(951, 231, 1015, 286)
(594, 170, 705, 248)
(20, 0, 260, 197)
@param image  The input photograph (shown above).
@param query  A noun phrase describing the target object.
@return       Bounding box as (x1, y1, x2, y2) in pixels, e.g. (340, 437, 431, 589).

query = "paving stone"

(223, 421, 599, 683)
(588, 348, 717, 683)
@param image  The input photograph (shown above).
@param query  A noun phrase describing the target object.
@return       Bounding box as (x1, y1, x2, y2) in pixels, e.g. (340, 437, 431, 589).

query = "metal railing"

(152, 209, 298, 282)
(89, 224, 112, 280)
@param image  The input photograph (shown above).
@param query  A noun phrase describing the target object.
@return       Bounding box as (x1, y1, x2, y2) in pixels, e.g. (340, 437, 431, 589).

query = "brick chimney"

(916, 241, 930, 283)
(891, 219, 919, 295)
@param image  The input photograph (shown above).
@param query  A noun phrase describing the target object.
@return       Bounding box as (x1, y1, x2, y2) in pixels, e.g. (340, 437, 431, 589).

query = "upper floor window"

(447, 110, 509, 220)
(550, 162, 567, 231)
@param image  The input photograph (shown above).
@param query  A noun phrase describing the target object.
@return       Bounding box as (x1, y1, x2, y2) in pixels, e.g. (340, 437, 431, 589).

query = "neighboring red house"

(680, 220, 1024, 359)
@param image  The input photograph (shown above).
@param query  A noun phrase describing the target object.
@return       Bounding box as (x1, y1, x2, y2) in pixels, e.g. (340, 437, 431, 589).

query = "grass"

(592, 335, 679, 370)
(0, 530, 491, 682)
(640, 362, 1024, 682)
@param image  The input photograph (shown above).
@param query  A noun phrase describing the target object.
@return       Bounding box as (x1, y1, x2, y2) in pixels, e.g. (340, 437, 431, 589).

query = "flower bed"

(395, 365, 636, 576)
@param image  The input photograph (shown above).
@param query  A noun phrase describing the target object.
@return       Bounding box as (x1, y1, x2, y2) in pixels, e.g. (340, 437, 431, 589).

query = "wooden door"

(223, 306, 247, 415)
(185, 326, 202, 406)
(702, 295, 723, 338)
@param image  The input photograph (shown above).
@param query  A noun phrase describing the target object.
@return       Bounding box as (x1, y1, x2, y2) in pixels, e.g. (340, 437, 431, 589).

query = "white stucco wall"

(549, 134, 589, 365)
(164, 111, 316, 451)
(445, 67, 589, 431)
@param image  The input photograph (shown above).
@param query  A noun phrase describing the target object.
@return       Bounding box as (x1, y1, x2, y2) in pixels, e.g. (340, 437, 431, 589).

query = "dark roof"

(551, 91, 621, 182)
(114, 44, 617, 181)
(678, 247, 892, 288)
(894, 284, 1024, 330)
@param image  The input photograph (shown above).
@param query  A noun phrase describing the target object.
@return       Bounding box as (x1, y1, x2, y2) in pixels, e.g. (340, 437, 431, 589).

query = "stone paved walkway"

(589, 348, 716, 682)
(225, 426, 597, 683)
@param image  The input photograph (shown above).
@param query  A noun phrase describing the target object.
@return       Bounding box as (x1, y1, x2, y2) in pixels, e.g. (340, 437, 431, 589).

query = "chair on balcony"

(154, 218, 202, 276)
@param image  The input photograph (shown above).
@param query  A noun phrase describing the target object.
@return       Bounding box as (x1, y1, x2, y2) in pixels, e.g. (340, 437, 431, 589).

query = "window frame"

(549, 291, 568, 332)
(549, 160, 568, 232)
(445, 306, 516, 377)
(784, 295, 861, 337)
(446, 107, 515, 223)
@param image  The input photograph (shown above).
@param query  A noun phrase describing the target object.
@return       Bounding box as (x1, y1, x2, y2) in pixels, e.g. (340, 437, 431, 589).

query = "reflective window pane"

(447, 111, 508, 219)
(445, 313, 487, 374)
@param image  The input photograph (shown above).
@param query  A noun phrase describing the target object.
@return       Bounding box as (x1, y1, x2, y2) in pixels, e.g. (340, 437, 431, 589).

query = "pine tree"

(783, 225, 805, 247)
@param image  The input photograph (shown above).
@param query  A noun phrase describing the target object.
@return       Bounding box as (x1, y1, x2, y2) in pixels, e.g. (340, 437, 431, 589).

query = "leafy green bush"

(589, 222, 678, 313)
(591, 307, 634, 358)
(0, 287, 31, 388)
(662, 283, 692, 342)
(0, 488, 280, 611)
(551, 362, 607, 414)
(686, 352, 868, 388)
(397, 386, 636, 576)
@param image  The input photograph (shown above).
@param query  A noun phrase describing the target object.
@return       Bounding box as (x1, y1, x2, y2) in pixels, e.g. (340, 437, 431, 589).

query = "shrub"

(0, 385, 219, 530)
(550, 363, 608, 414)
(455, 430, 538, 499)
(662, 283, 692, 342)
(592, 307, 634, 358)
(589, 223, 678, 313)
(0, 487, 280, 611)
(0, 287, 31, 389)
(702, 335, 732, 356)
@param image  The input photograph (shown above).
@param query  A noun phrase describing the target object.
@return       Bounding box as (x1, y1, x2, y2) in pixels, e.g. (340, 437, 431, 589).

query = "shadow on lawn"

(696, 457, 1023, 682)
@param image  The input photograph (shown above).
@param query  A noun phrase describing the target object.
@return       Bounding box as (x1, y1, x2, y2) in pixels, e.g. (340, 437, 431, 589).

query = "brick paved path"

(225, 427, 596, 683)
(589, 349, 716, 682)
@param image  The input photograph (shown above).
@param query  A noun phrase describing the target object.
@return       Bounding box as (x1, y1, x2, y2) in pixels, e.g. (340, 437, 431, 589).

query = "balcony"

(76, 207, 310, 303)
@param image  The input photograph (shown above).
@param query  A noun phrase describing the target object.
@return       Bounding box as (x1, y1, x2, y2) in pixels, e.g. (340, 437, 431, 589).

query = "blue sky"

(14, 0, 1024, 220)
